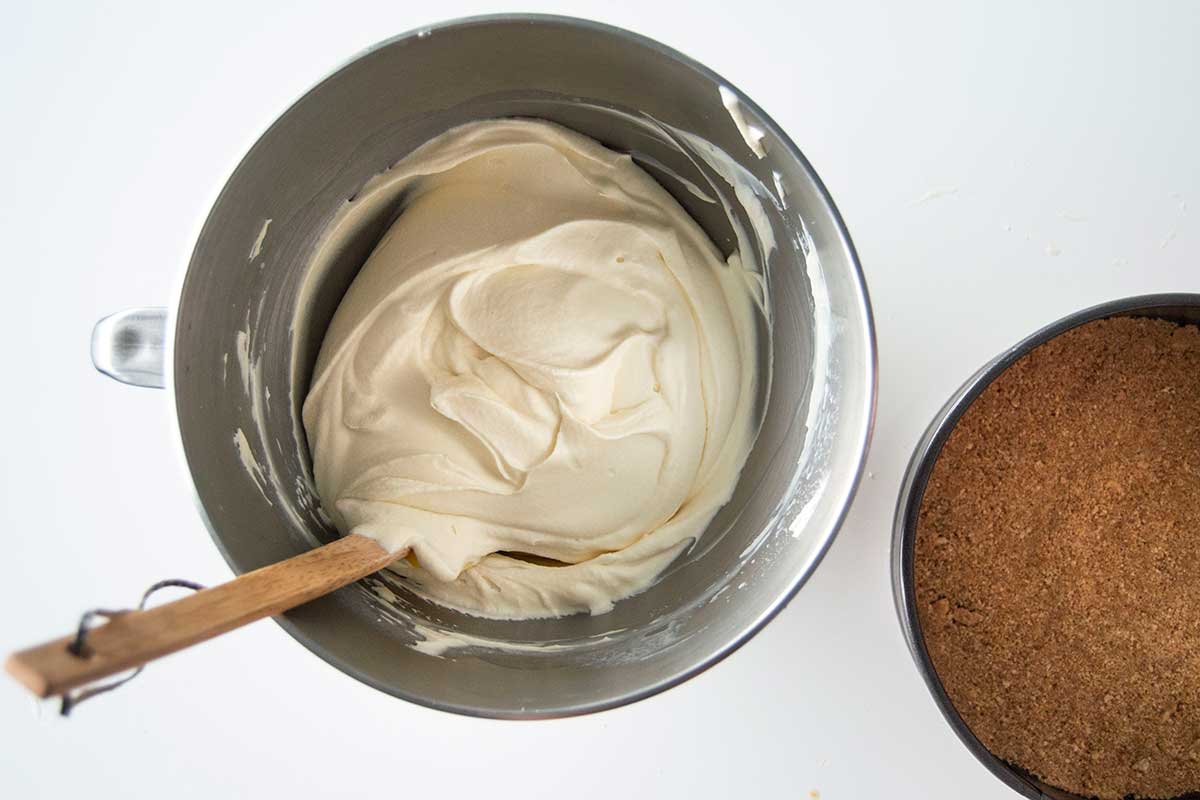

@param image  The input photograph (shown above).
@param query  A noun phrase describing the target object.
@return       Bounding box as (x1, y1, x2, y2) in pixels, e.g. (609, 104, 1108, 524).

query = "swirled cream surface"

(303, 119, 761, 619)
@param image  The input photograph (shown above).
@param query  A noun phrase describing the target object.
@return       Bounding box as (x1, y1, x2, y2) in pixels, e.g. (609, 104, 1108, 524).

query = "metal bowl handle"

(91, 308, 167, 389)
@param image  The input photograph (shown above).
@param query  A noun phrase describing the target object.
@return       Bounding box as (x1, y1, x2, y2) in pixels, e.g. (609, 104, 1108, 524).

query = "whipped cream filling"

(303, 119, 762, 619)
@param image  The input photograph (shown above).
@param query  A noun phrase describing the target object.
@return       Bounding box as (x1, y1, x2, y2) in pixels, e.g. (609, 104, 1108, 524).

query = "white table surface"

(2, 1, 1197, 797)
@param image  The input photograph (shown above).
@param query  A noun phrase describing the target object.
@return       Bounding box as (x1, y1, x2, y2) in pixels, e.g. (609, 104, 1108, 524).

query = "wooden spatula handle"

(5, 534, 397, 698)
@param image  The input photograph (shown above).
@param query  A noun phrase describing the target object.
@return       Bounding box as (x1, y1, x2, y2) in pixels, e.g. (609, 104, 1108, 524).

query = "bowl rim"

(891, 292, 1200, 797)
(167, 12, 878, 718)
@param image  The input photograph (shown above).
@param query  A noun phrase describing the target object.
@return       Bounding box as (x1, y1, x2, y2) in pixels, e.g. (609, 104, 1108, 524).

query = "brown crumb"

(915, 316, 1200, 799)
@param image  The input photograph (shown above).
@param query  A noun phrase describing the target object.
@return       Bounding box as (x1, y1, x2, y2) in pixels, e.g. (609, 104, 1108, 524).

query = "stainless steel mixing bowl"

(893, 293, 1200, 799)
(91, 15, 876, 717)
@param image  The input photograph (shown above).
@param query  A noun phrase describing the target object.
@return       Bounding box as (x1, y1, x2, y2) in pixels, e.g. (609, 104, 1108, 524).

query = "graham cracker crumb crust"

(915, 316, 1200, 799)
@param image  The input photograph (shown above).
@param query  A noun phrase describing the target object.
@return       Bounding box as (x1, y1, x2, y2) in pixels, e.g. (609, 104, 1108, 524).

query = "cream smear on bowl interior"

(303, 119, 766, 620)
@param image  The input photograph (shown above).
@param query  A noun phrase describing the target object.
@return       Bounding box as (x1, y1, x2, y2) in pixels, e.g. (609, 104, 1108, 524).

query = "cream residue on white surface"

(304, 119, 762, 620)
(912, 186, 960, 205)
(719, 85, 767, 159)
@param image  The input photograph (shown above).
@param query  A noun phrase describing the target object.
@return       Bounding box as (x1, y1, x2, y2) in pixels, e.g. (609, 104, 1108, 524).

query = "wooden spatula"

(5, 534, 398, 700)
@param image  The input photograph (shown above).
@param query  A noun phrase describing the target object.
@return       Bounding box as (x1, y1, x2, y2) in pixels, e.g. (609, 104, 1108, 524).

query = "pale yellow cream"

(303, 119, 761, 619)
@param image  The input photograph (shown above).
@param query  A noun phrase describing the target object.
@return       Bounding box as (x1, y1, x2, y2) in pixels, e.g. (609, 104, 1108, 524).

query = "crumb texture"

(916, 317, 1200, 799)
